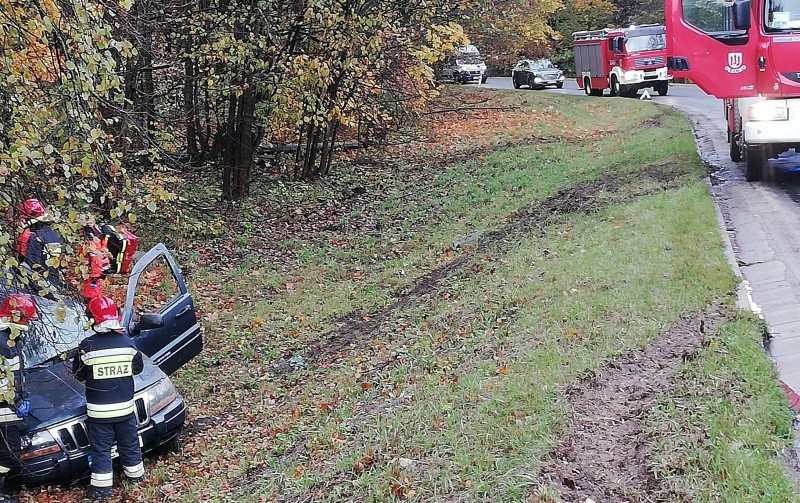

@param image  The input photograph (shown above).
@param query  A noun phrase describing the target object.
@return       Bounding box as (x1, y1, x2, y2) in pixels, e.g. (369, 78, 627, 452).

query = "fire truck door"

(666, 0, 758, 98)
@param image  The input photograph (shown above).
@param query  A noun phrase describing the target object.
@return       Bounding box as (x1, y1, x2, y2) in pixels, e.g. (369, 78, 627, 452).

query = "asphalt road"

(479, 77, 800, 408)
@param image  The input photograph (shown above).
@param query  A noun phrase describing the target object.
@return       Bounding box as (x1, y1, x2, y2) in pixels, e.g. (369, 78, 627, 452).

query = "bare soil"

(540, 306, 735, 503)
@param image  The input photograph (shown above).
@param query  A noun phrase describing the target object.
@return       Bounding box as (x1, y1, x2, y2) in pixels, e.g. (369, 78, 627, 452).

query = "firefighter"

(0, 294, 36, 503)
(15, 199, 63, 290)
(72, 296, 144, 501)
(76, 224, 112, 300)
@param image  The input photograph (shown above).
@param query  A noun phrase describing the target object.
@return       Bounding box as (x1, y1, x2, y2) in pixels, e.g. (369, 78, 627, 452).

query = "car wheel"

(744, 144, 766, 181)
(512, 74, 520, 89)
(556, 82, 563, 89)
(610, 76, 620, 97)
(583, 78, 592, 96)
(481, 75, 488, 84)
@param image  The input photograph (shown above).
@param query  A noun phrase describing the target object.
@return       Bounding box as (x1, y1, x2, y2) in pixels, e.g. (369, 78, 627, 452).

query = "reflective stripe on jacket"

(73, 330, 143, 423)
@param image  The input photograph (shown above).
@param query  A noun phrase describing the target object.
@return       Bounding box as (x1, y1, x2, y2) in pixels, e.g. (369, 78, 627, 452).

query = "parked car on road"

(3, 243, 202, 488)
(512, 59, 566, 89)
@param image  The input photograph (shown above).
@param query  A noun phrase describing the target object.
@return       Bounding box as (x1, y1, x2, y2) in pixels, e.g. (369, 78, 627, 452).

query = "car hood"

(20, 359, 164, 433)
(458, 63, 486, 70)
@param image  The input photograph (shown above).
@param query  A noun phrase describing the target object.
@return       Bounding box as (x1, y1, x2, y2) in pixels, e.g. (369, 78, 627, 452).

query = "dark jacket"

(72, 330, 144, 423)
(0, 327, 25, 424)
(18, 222, 63, 289)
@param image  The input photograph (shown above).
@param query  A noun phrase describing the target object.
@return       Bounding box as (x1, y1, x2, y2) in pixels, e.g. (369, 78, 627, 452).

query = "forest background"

(1, 0, 661, 257)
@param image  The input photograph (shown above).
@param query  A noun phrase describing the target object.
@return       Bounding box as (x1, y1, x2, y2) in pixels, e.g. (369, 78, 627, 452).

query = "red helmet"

(18, 198, 48, 221)
(0, 294, 39, 325)
(85, 296, 121, 327)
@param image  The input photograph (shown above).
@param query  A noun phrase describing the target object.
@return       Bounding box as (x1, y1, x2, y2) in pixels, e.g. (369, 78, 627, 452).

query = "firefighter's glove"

(16, 400, 30, 419)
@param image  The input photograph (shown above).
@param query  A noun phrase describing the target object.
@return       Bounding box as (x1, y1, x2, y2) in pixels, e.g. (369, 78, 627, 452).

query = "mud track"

(276, 162, 690, 373)
(540, 306, 735, 503)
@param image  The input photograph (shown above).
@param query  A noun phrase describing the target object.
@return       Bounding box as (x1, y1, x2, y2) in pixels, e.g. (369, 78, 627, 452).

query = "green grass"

(136, 89, 797, 502)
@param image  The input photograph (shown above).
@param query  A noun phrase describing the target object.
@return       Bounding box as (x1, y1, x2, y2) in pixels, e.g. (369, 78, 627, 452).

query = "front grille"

(135, 398, 148, 425)
(542, 72, 561, 80)
(50, 397, 149, 454)
(56, 421, 91, 452)
(634, 56, 665, 68)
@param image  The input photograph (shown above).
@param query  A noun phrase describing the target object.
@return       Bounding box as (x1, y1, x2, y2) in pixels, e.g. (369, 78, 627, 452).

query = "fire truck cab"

(572, 25, 672, 97)
(667, 0, 800, 180)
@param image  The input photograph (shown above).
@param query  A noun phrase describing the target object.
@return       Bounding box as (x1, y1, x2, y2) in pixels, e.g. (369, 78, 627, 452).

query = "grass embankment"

(32, 87, 796, 502)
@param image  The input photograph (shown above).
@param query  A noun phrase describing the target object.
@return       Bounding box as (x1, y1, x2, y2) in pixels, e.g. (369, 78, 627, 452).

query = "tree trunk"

(184, 56, 199, 163)
(221, 87, 256, 200)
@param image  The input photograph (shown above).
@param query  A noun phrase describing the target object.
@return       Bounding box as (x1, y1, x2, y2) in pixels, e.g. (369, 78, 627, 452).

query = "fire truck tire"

(730, 104, 742, 162)
(744, 145, 766, 181)
(610, 76, 620, 97)
(730, 140, 742, 163)
(655, 82, 669, 96)
(583, 79, 592, 96)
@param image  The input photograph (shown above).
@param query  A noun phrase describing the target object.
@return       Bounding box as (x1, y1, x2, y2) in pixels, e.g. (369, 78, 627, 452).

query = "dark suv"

(5, 244, 202, 488)
(512, 59, 566, 89)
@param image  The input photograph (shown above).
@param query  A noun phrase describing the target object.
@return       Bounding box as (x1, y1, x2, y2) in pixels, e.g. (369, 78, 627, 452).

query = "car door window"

(123, 244, 202, 375)
(131, 256, 180, 316)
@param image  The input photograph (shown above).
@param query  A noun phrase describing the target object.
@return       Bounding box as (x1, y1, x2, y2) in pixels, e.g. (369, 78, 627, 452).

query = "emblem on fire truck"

(724, 53, 747, 74)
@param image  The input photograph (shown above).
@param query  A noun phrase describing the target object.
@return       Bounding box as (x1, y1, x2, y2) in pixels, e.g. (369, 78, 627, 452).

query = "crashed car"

(512, 59, 566, 89)
(4, 243, 202, 488)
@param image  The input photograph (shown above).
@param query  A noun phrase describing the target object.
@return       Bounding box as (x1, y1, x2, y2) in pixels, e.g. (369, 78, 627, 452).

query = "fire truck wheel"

(583, 79, 592, 96)
(610, 76, 620, 97)
(730, 138, 742, 162)
(744, 145, 766, 181)
(730, 104, 742, 162)
(655, 82, 669, 96)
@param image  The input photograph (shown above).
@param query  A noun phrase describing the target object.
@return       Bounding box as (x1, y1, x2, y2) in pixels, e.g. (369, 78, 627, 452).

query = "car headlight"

(558, 74, 565, 81)
(534, 76, 543, 83)
(20, 430, 62, 460)
(146, 378, 178, 416)
(748, 102, 789, 121)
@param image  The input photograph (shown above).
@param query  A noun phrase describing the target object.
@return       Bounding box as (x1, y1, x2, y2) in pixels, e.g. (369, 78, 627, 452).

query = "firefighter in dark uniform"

(0, 294, 36, 503)
(72, 296, 144, 501)
(15, 198, 63, 290)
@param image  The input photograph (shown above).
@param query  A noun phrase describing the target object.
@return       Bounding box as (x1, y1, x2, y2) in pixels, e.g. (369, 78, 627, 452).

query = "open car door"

(666, 0, 758, 98)
(123, 244, 202, 375)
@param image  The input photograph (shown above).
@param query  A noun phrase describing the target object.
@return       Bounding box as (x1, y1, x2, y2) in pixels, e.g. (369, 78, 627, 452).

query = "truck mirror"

(732, 0, 751, 30)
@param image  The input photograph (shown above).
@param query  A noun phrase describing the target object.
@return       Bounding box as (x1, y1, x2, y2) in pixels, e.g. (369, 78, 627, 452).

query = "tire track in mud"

(252, 164, 695, 500)
(285, 163, 690, 372)
(540, 305, 735, 503)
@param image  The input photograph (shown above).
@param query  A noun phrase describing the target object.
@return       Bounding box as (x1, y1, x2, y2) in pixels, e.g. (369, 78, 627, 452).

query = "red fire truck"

(572, 25, 673, 97)
(667, 0, 800, 181)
